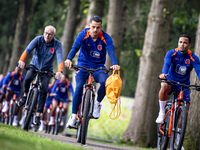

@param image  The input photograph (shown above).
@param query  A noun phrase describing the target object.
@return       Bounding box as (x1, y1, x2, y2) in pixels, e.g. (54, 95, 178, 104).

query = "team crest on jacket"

(50, 48, 54, 53)
(185, 59, 190, 65)
(97, 45, 102, 51)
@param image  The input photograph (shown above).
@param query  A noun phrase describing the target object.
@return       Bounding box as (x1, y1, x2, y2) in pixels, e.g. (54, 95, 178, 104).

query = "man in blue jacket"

(65, 16, 120, 128)
(18, 25, 63, 125)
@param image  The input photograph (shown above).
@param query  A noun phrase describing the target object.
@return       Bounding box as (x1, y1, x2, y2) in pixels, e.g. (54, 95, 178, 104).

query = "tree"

(62, 0, 80, 73)
(185, 11, 200, 150)
(105, 0, 125, 67)
(121, 0, 176, 147)
(85, 0, 105, 28)
(8, 0, 32, 71)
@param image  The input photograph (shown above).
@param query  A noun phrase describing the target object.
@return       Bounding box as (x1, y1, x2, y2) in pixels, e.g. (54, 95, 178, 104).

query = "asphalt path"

(30, 131, 138, 150)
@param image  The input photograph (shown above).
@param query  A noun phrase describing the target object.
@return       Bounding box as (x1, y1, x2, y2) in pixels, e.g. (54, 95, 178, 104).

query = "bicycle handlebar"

(25, 65, 55, 77)
(72, 64, 113, 74)
(158, 77, 200, 91)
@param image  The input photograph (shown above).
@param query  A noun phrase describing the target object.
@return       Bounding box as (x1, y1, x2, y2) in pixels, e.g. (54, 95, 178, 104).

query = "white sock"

(95, 100, 100, 105)
(50, 116, 54, 122)
(4, 101, 8, 106)
(159, 100, 166, 114)
(71, 113, 77, 118)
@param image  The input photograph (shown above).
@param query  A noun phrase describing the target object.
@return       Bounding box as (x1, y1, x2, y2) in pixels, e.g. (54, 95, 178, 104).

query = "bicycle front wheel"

(22, 88, 38, 130)
(54, 110, 62, 135)
(170, 104, 187, 150)
(157, 104, 171, 150)
(81, 89, 92, 145)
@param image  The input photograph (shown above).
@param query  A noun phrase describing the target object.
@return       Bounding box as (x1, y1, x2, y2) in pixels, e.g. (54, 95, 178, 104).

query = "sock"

(72, 113, 76, 118)
(50, 116, 54, 122)
(159, 100, 166, 114)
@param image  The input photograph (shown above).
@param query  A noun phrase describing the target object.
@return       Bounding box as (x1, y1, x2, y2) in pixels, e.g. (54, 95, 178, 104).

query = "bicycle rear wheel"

(157, 104, 171, 150)
(81, 89, 91, 145)
(22, 88, 38, 130)
(170, 104, 187, 150)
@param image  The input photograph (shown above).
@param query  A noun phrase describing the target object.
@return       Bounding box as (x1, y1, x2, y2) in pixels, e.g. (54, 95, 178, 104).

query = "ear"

(188, 44, 191, 48)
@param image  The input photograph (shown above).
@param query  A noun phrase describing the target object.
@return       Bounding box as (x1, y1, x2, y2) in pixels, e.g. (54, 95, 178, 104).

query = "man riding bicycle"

(156, 34, 200, 149)
(18, 25, 63, 125)
(1, 66, 25, 126)
(65, 16, 120, 128)
(49, 73, 74, 126)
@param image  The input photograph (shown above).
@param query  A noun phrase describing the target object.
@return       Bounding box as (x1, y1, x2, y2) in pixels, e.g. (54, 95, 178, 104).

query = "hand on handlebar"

(110, 65, 120, 71)
(65, 59, 72, 69)
(159, 74, 168, 79)
(18, 60, 25, 69)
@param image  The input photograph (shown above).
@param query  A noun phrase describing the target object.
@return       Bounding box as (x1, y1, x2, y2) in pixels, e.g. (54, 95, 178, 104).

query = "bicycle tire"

(157, 104, 171, 150)
(76, 122, 82, 143)
(170, 104, 187, 150)
(22, 88, 38, 130)
(8, 103, 13, 126)
(55, 110, 62, 135)
(81, 89, 91, 145)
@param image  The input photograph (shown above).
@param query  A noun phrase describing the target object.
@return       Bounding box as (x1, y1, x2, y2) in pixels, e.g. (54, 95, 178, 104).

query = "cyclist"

(18, 25, 63, 125)
(65, 16, 120, 128)
(156, 34, 200, 149)
(0, 74, 5, 110)
(38, 78, 56, 131)
(49, 73, 74, 126)
(1, 66, 25, 126)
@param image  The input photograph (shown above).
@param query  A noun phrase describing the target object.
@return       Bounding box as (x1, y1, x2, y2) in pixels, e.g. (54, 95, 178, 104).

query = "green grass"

(0, 123, 87, 150)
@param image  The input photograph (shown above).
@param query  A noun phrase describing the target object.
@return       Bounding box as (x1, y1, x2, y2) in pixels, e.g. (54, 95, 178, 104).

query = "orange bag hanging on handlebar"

(105, 70, 122, 119)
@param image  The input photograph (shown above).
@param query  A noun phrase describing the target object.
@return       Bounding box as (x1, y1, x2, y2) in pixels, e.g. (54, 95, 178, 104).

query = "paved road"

(30, 131, 138, 150)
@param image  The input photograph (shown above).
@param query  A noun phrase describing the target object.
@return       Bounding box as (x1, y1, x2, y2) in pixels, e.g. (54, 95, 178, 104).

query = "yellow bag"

(105, 70, 122, 119)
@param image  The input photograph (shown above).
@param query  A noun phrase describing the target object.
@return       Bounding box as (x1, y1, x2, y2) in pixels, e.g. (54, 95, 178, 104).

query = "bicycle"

(69, 65, 112, 145)
(21, 66, 55, 131)
(50, 96, 67, 135)
(5, 90, 20, 126)
(44, 104, 53, 134)
(157, 78, 200, 150)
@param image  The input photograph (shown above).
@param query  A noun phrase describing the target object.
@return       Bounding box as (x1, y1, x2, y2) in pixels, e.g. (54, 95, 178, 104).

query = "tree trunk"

(62, 0, 80, 73)
(8, 0, 32, 71)
(85, 0, 105, 28)
(105, 0, 125, 67)
(121, 0, 175, 147)
(185, 12, 200, 150)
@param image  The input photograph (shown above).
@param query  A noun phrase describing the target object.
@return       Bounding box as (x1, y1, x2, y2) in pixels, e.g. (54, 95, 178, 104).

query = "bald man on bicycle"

(65, 16, 120, 128)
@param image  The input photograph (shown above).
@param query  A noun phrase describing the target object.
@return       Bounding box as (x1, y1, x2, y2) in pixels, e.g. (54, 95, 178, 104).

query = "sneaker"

(66, 115, 77, 128)
(93, 101, 102, 119)
(2, 102, 8, 113)
(155, 112, 165, 124)
(18, 96, 27, 107)
(38, 120, 44, 131)
(12, 116, 18, 126)
(33, 116, 41, 125)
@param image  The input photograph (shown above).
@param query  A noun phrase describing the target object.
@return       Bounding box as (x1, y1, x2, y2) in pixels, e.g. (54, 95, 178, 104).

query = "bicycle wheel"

(54, 110, 62, 135)
(157, 104, 171, 150)
(81, 89, 91, 145)
(170, 104, 187, 150)
(8, 103, 13, 126)
(76, 121, 82, 143)
(22, 88, 38, 130)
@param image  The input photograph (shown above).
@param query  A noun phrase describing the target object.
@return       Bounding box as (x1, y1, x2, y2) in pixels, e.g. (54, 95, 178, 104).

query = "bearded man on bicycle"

(156, 34, 200, 149)
(18, 25, 63, 125)
(65, 16, 120, 128)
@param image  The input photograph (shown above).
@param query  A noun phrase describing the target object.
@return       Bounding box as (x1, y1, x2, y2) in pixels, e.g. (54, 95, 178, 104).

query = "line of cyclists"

(0, 66, 74, 133)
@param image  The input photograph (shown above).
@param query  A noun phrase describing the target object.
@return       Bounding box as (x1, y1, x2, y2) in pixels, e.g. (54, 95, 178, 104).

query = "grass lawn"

(0, 123, 87, 150)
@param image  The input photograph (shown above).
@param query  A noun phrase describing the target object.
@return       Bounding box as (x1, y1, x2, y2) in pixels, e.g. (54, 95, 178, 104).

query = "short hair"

(179, 34, 191, 44)
(44, 25, 56, 35)
(90, 16, 102, 24)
